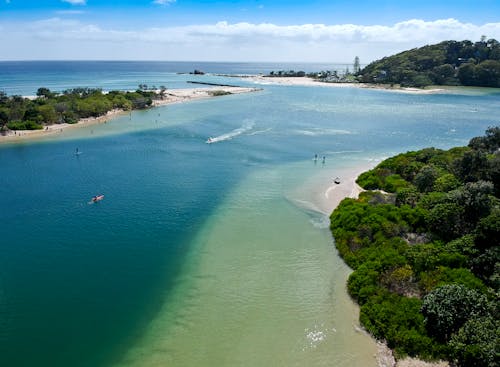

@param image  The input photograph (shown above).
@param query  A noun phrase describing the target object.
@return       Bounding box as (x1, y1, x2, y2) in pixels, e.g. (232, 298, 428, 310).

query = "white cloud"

(61, 0, 86, 5)
(153, 0, 176, 5)
(2, 18, 500, 61)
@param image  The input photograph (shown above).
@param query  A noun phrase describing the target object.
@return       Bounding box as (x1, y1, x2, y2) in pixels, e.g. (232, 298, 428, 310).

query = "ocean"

(0, 61, 344, 96)
(0, 61, 499, 367)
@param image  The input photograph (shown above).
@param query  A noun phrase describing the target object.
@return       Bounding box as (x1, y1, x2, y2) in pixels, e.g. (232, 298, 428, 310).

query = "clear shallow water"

(1, 71, 499, 367)
(116, 164, 378, 367)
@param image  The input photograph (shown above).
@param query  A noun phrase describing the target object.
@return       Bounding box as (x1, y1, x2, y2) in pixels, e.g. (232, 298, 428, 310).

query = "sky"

(1, 0, 500, 62)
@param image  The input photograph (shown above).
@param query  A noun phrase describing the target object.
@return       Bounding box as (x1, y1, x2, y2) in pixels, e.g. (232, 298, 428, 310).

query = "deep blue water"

(0, 61, 341, 96)
(0, 64, 499, 366)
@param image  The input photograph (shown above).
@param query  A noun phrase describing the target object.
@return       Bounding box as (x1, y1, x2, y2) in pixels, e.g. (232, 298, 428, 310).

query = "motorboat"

(334, 177, 341, 184)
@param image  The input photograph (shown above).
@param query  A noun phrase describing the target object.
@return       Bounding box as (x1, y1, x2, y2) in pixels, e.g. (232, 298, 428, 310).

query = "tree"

(453, 149, 489, 182)
(474, 60, 500, 87)
(468, 126, 500, 153)
(396, 187, 420, 207)
(457, 62, 476, 85)
(421, 284, 489, 342)
(431, 64, 455, 84)
(0, 109, 9, 130)
(447, 181, 495, 224)
(36, 87, 54, 99)
(433, 173, 460, 192)
(37, 104, 58, 124)
(415, 165, 440, 192)
(159, 85, 167, 97)
(353, 56, 361, 74)
(0, 91, 8, 104)
(448, 316, 499, 367)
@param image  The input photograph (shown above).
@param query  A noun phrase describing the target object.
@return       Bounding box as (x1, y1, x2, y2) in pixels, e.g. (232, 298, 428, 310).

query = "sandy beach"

(289, 160, 378, 217)
(0, 86, 260, 144)
(247, 76, 446, 94)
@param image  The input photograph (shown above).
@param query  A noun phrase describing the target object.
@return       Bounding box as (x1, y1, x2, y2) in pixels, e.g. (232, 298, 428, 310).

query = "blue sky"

(1, 0, 499, 61)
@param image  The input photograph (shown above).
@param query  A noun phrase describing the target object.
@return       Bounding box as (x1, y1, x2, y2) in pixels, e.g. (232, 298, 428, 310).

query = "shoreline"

(317, 164, 450, 367)
(0, 86, 260, 144)
(246, 76, 447, 94)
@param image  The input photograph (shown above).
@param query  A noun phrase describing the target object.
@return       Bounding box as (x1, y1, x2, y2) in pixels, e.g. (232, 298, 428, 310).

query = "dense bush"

(6, 120, 43, 130)
(421, 284, 489, 341)
(0, 87, 158, 131)
(360, 39, 500, 87)
(331, 128, 499, 364)
(448, 316, 500, 367)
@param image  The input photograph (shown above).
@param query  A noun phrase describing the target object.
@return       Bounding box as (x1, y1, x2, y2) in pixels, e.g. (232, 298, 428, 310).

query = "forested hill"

(330, 127, 499, 366)
(359, 39, 500, 87)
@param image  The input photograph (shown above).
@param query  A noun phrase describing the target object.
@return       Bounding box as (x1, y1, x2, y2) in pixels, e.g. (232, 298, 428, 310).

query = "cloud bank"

(1, 18, 499, 61)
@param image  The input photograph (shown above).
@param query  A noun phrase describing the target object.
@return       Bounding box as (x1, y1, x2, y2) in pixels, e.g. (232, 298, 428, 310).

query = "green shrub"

(7, 120, 43, 130)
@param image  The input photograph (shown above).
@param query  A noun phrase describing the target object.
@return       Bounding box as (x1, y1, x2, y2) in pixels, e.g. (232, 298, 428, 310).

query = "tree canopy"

(359, 39, 500, 87)
(0, 87, 158, 131)
(330, 127, 500, 365)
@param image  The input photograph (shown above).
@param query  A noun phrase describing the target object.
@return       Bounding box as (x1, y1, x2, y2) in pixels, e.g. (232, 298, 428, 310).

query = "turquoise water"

(1, 77, 499, 366)
(0, 61, 341, 95)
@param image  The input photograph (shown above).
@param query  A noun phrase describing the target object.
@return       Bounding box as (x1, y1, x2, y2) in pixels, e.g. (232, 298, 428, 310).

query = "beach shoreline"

(246, 76, 446, 94)
(290, 160, 377, 217)
(315, 163, 450, 367)
(0, 86, 260, 144)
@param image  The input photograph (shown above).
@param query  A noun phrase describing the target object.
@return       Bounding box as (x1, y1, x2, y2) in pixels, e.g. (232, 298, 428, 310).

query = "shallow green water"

(1, 81, 498, 366)
(114, 164, 378, 366)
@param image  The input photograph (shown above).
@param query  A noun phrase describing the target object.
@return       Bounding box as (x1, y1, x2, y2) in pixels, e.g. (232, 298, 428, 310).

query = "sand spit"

(0, 86, 260, 144)
(247, 76, 446, 94)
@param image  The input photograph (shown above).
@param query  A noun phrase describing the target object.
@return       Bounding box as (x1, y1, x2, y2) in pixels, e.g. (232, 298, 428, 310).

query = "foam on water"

(293, 128, 352, 136)
(207, 120, 255, 143)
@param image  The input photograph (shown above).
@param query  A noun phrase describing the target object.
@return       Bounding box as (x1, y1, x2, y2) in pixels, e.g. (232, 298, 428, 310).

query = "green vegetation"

(267, 70, 307, 77)
(330, 127, 500, 365)
(359, 38, 500, 87)
(0, 87, 160, 131)
(208, 90, 232, 96)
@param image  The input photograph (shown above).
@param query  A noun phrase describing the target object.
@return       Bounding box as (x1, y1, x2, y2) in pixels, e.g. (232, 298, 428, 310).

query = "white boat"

(206, 137, 214, 144)
(334, 177, 341, 184)
(92, 195, 104, 203)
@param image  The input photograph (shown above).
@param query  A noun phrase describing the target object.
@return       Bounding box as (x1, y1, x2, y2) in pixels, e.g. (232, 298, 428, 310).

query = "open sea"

(0, 61, 499, 367)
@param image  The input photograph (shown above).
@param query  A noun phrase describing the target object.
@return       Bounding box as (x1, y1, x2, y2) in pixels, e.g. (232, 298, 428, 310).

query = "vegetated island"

(330, 127, 499, 367)
(0, 84, 260, 141)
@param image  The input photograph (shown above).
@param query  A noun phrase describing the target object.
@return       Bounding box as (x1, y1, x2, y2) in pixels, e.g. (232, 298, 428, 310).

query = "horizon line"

(0, 59, 362, 65)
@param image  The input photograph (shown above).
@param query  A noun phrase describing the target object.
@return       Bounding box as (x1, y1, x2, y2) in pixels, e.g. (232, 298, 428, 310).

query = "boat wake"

(293, 128, 352, 136)
(248, 127, 272, 136)
(206, 120, 255, 144)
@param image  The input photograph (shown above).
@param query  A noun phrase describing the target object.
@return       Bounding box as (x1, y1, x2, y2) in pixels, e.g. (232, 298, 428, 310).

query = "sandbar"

(247, 76, 446, 94)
